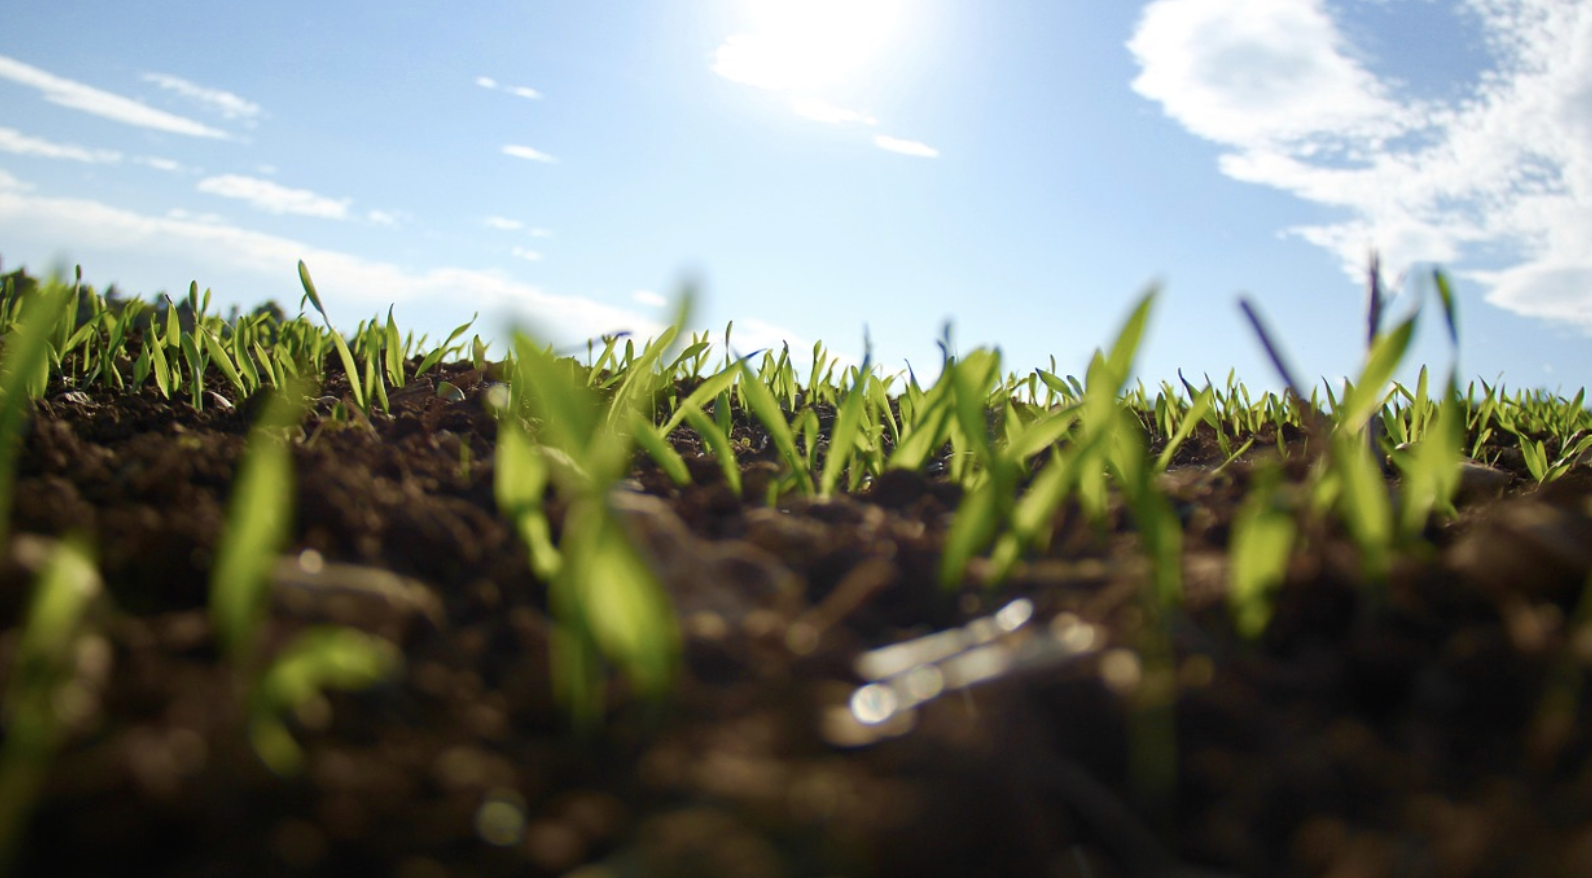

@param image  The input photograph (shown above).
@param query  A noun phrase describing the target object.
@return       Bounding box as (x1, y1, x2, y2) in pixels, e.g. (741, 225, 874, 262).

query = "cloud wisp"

(476, 75, 543, 100)
(0, 188, 665, 346)
(1128, 0, 1592, 332)
(873, 135, 939, 158)
(0, 54, 231, 139)
(196, 174, 351, 219)
(0, 126, 121, 163)
(791, 97, 878, 126)
(141, 73, 263, 122)
(502, 144, 557, 164)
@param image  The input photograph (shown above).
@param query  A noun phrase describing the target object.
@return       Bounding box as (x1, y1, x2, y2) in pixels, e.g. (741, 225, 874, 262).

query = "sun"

(713, 0, 903, 92)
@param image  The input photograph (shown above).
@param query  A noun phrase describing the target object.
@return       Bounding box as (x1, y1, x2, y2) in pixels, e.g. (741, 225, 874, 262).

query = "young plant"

(1227, 463, 1297, 639)
(496, 331, 681, 726)
(0, 277, 76, 549)
(0, 538, 102, 875)
(209, 385, 399, 774)
(296, 261, 366, 412)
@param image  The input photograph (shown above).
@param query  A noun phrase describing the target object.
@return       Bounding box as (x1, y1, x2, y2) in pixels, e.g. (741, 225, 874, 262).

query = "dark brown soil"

(3, 360, 1592, 878)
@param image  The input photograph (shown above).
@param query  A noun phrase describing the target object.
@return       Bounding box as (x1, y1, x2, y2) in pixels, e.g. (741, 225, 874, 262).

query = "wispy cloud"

(1128, 0, 1592, 332)
(0, 126, 121, 163)
(791, 97, 878, 126)
(0, 54, 230, 139)
(510, 246, 542, 262)
(0, 170, 31, 193)
(0, 189, 664, 344)
(873, 135, 938, 158)
(196, 174, 350, 219)
(135, 156, 184, 173)
(502, 144, 557, 163)
(632, 289, 668, 308)
(141, 72, 262, 122)
(475, 75, 542, 100)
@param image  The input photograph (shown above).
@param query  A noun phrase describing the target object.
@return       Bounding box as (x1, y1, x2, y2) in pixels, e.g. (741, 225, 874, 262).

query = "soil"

(3, 358, 1592, 878)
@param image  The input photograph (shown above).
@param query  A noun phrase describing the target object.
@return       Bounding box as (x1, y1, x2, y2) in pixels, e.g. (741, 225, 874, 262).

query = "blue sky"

(2, 0, 1590, 392)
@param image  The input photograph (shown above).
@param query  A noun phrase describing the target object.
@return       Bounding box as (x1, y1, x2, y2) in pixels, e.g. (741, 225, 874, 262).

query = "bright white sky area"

(2, 0, 1590, 391)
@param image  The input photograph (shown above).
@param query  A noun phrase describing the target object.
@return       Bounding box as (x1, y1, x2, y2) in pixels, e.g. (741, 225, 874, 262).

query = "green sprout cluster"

(0, 258, 1590, 868)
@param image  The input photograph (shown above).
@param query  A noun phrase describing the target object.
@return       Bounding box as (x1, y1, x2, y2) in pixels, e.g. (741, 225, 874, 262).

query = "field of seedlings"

(2, 258, 1592, 878)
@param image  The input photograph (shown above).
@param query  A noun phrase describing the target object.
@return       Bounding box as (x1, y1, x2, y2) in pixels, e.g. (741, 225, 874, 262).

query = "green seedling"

(0, 278, 75, 550)
(0, 537, 102, 876)
(246, 627, 400, 777)
(497, 328, 681, 726)
(1228, 463, 1297, 639)
(297, 261, 366, 412)
(738, 356, 816, 496)
(209, 383, 398, 774)
(209, 390, 301, 668)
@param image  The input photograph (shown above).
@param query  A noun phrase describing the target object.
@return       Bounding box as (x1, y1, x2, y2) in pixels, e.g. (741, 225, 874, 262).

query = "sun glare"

(714, 0, 903, 92)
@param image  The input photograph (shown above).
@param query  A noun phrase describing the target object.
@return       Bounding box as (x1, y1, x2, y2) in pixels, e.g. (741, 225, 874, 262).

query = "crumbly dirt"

(3, 359, 1592, 878)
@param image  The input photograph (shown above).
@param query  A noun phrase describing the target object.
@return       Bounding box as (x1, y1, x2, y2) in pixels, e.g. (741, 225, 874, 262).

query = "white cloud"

(141, 72, 262, 122)
(502, 144, 557, 163)
(873, 134, 938, 158)
(165, 208, 228, 225)
(510, 246, 542, 262)
(632, 289, 668, 308)
(476, 75, 541, 99)
(367, 209, 399, 226)
(0, 189, 664, 344)
(197, 174, 350, 219)
(484, 215, 523, 231)
(135, 156, 183, 172)
(0, 54, 230, 139)
(0, 126, 121, 163)
(0, 169, 31, 192)
(528, 227, 553, 238)
(790, 97, 878, 125)
(1127, 0, 1592, 333)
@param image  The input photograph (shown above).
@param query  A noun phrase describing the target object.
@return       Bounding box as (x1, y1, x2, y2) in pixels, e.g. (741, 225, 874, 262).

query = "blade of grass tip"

(1365, 250, 1383, 348)
(384, 305, 405, 389)
(607, 325, 679, 428)
(414, 314, 476, 378)
(1432, 269, 1460, 348)
(819, 343, 872, 498)
(298, 261, 330, 325)
(1237, 297, 1320, 430)
(1342, 313, 1417, 436)
(1104, 290, 1157, 392)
